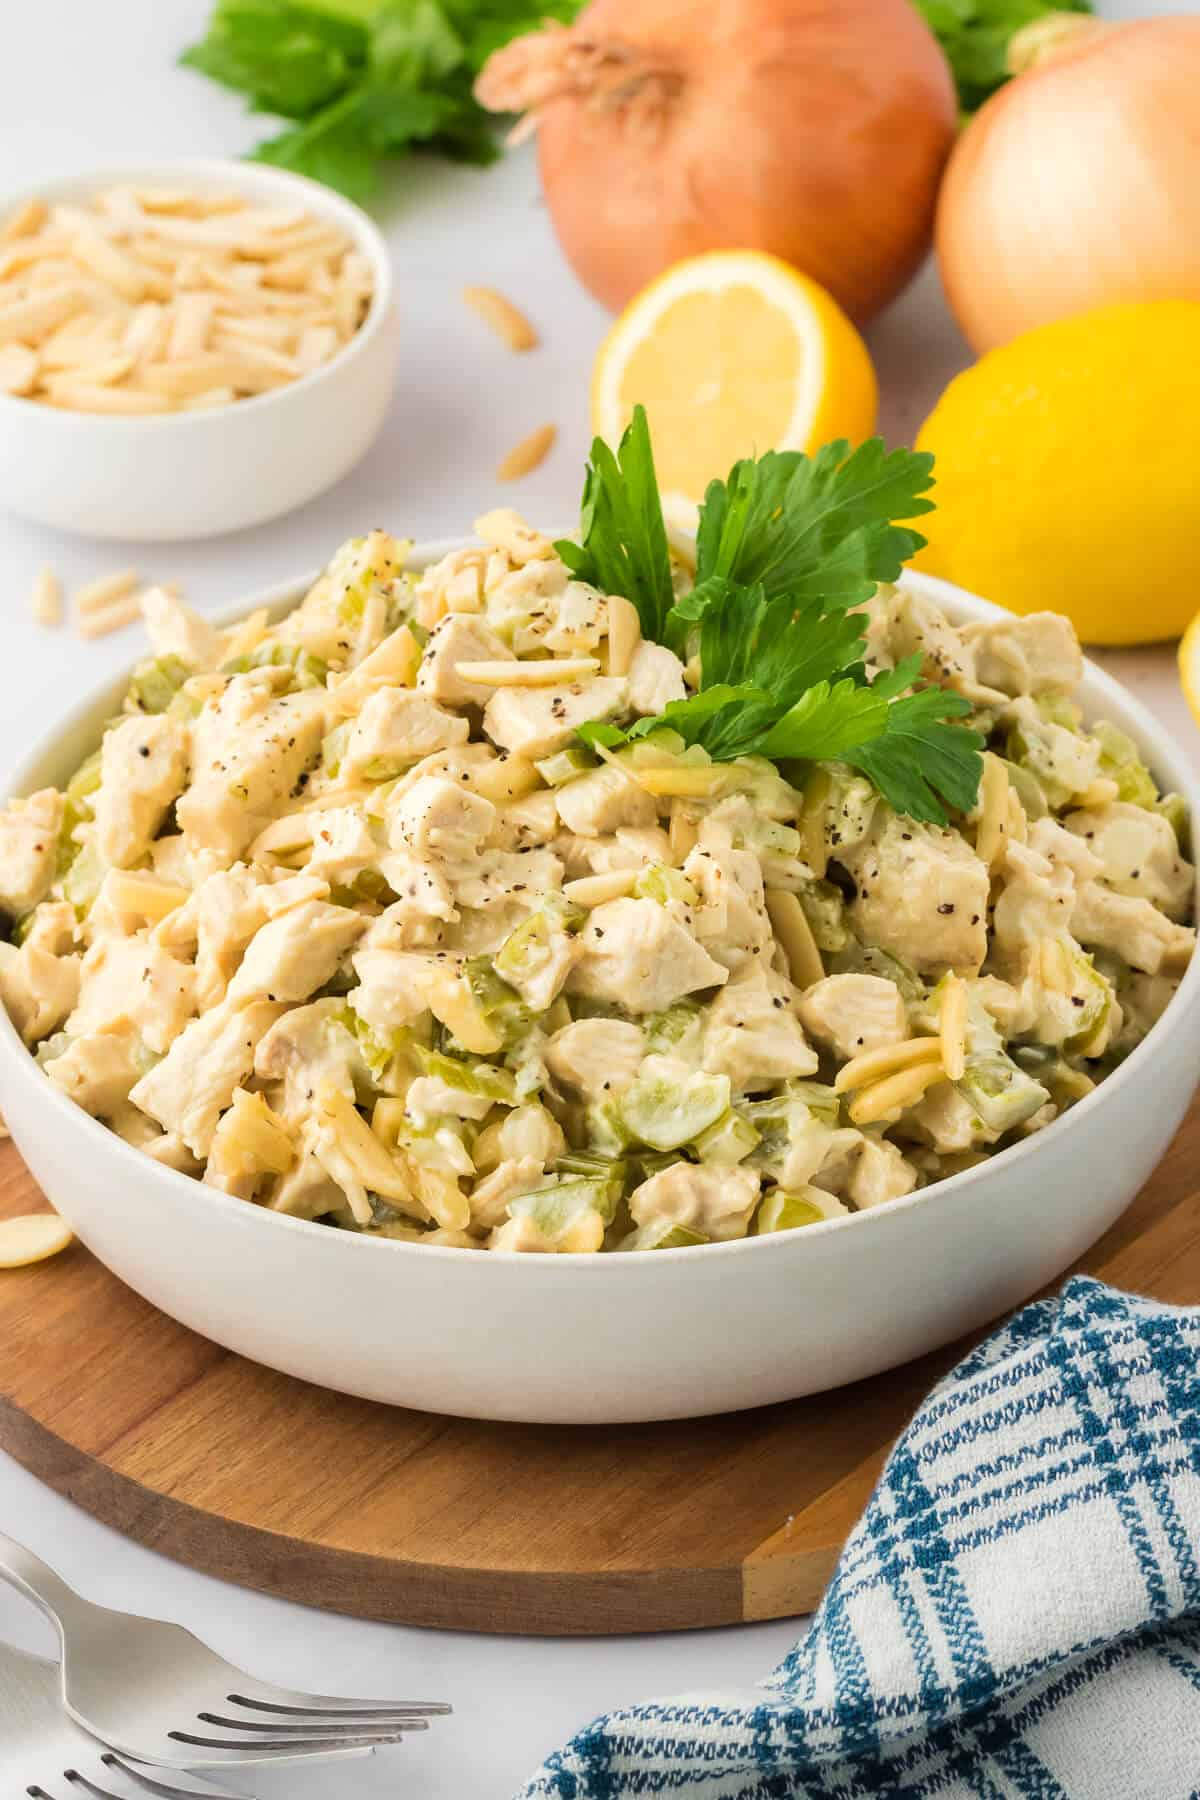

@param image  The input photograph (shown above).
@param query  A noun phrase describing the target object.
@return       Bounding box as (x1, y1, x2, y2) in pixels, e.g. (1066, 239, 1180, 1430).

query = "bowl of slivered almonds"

(0, 160, 399, 540)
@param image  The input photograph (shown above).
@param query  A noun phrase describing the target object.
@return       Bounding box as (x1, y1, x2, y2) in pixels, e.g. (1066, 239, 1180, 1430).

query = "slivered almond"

(30, 567, 61, 627)
(0, 1213, 74, 1268)
(849, 1062, 945, 1126)
(61, 353, 135, 389)
(296, 324, 338, 371)
(104, 871, 190, 922)
(0, 284, 90, 346)
(2, 198, 47, 242)
(497, 422, 556, 482)
(605, 594, 641, 678)
(71, 228, 161, 303)
(44, 381, 169, 415)
(122, 301, 168, 363)
(462, 285, 538, 351)
(835, 1037, 943, 1096)
(181, 386, 237, 411)
(0, 343, 37, 394)
(563, 871, 639, 907)
(74, 568, 139, 614)
(764, 888, 824, 991)
(634, 766, 734, 798)
(76, 593, 144, 638)
(938, 974, 969, 1083)
(455, 657, 599, 687)
(167, 292, 215, 358)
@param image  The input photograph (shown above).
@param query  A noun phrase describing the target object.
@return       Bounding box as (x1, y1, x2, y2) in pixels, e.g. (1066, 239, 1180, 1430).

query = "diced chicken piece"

(387, 775, 495, 872)
(545, 1017, 645, 1101)
(582, 826, 673, 873)
(875, 588, 993, 699)
(141, 587, 223, 670)
(43, 1027, 144, 1117)
(227, 900, 366, 1005)
(554, 765, 657, 838)
(1026, 817, 1103, 883)
(907, 1082, 999, 1154)
(0, 789, 62, 917)
(176, 678, 325, 864)
(469, 1156, 546, 1230)
(487, 1101, 566, 1167)
(1006, 697, 1102, 806)
(567, 898, 728, 1013)
(417, 614, 514, 706)
(975, 974, 1039, 1039)
(267, 1149, 345, 1220)
(406, 1074, 496, 1128)
(349, 947, 439, 1036)
(0, 941, 80, 1044)
(1071, 881, 1195, 976)
(365, 859, 456, 948)
(489, 789, 560, 851)
(67, 932, 195, 1055)
(797, 973, 908, 1061)
(342, 689, 469, 781)
(626, 641, 687, 715)
(992, 840, 1077, 962)
(846, 812, 989, 976)
(1115, 971, 1181, 1054)
(683, 843, 771, 972)
(148, 833, 194, 887)
(483, 677, 627, 761)
(156, 864, 269, 1008)
(1065, 801, 1193, 921)
(254, 999, 360, 1126)
(482, 556, 569, 635)
(454, 847, 563, 910)
(21, 901, 76, 956)
(129, 998, 285, 1157)
(702, 968, 818, 1089)
(299, 806, 379, 885)
(813, 1128, 918, 1210)
(962, 612, 1082, 697)
(542, 582, 607, 654)
(93, 715, 189, 869)
(630, 1162, 760, 1243)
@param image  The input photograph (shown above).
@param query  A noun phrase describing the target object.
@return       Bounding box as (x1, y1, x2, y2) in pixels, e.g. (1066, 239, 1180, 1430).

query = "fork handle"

(0, 1529, 80, 1641)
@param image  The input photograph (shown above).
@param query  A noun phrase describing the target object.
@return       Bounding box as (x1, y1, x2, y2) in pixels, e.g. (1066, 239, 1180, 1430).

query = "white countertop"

(2, 1, 1197, 1794)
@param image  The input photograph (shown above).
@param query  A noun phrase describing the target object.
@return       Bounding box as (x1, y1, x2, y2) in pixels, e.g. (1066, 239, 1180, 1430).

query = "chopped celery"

(954, 995, 1049, 1133)
(619, 1221, 708, 1251)
(782, 1079, 841, 1127)
(128, 654, 191, 714)
(328, 868, 394, 908)
(998, 756, 1049, 821)
(464, 958, 532, 1047)
(1157, 791, 1191, 854)
(1037, 692, 1084, 732)
(642, 998, 704, 1060)
(62, 843, 106, 917)
(740, 1094, 828, 1176)
(633, 864, 698, 907)
(321, 721, 353, 778)
(796, 879, 850, 953)
(10, 911, 34, 946)
(417, 1048, 516, 1105)
(829, 940, 925, 1006)
(556, 1149, 630, 1188)
(1091, 721, 1158, 810)
(535, 745, 597, 787)
(337, 1006, 415, 1086)
(64, 751, 102, 815)
(167, 688, 204, 722)
(494, 901, 581, 1012)
(1006, 714, 1099, 810)
(693, 1108, 760, 1165)
(617, 1063, 730, 1151)
(585, 1098, 635, 1155)
(754, 1190, 829, 1234)
(1061, 948, 1116, 1057)
(509, 1176, 617, 1236)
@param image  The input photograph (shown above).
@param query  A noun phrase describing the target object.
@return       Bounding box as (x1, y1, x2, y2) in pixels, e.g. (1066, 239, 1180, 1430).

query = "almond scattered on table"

(462, 285, 539, 351)
(496, 421, 557, 481)
(0, 1213, 75, 1270)
(0, 187, 374, 415)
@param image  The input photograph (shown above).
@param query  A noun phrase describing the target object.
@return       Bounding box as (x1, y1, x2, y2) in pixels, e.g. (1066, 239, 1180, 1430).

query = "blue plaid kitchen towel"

(519, 1277, 1200, 1799)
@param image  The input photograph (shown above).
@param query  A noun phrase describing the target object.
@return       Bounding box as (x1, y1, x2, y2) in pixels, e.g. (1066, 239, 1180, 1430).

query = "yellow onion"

(476, 0, 957, 325)
(938, 12, 1200, 353)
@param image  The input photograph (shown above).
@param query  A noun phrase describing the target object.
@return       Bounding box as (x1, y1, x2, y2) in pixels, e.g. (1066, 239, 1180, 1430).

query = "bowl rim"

(3, 553, 1198, 1274)
(0, 157, 393, 428)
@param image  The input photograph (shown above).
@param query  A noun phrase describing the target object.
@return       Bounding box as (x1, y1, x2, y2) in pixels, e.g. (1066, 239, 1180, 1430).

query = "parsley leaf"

(181, 0, 583, 198)
(695, 438, 935, 610)
(913, 0, 1092, 113)
(842, 663, 985, 825)
(556, 405, 676, 646)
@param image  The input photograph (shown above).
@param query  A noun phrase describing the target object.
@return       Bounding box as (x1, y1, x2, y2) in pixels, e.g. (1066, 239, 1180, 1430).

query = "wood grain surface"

(2, 1106, 1199, 1637)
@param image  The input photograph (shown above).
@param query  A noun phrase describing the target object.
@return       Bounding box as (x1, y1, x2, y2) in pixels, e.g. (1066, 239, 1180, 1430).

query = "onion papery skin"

(937, 16, 1200, 354)
(479, 0, 958, 324)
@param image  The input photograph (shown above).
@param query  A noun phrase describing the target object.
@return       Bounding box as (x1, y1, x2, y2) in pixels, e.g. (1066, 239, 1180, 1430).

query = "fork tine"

(234, 1689, 453, 1717)
(227, 1691, 450, 1719)
(196, 1713, 428, 1737)
(165, 1730, 409, 1754)
(102, 1758, 255, 1800)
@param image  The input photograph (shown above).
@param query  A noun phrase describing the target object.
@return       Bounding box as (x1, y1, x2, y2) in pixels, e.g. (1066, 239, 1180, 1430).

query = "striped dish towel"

(519, 1278, 1200, 1799)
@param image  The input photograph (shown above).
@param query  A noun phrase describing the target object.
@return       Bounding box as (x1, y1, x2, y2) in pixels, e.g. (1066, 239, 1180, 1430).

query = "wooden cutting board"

(2, 1107, 1200, 1638)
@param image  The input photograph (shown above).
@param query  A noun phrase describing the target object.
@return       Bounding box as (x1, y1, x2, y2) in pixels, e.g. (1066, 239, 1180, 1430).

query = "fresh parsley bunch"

(561, 407, 984, 828)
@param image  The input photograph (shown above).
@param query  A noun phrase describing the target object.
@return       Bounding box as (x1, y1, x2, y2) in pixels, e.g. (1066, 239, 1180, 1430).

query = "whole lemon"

(914, 302, 1200, 646)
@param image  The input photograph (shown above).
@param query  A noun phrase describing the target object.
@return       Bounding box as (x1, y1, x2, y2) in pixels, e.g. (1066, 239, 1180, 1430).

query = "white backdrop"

(0, 2, 1195, 1794)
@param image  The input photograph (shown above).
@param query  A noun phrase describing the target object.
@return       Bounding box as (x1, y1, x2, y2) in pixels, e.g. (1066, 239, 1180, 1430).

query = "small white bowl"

(1, 562, 1198, 1423)
(0, 160, 400, 541)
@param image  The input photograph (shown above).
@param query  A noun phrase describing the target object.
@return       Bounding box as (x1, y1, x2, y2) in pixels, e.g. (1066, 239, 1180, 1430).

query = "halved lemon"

(1178, 609, 1200, 727)
(591, 250, 878, 526)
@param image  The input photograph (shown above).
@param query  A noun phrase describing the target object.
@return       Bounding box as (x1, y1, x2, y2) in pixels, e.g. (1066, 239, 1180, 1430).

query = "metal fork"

(0, 1641, 262, 1800)
(0, 1533, 449, 1769)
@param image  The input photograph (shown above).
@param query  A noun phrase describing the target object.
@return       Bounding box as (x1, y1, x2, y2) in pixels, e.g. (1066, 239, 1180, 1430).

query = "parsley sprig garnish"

(568, 407, 984, 827)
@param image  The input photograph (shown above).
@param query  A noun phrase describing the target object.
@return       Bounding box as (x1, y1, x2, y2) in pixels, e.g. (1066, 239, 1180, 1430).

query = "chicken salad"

(0, 417, 1193, 1254)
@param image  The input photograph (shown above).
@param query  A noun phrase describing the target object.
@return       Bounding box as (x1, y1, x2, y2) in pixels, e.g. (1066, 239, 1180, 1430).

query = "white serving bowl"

(0, 160, 400, 540)
(1, 562, 1198, 1424)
